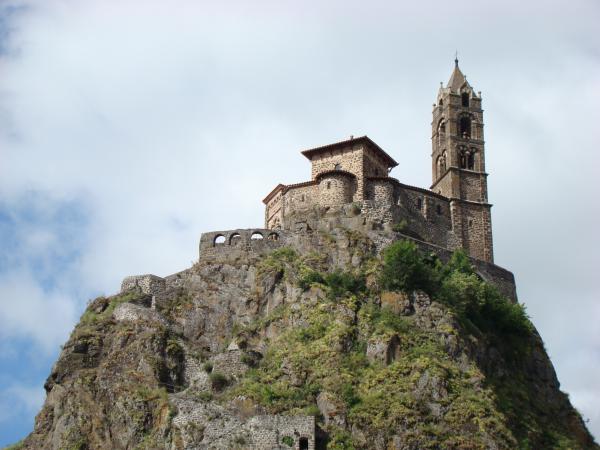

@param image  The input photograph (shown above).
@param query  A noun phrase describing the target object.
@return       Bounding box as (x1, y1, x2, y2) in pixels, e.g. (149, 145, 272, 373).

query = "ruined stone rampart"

(197, 226, 517, 301)
(120, 274, 166, 296)
(199, 228, 286, 264)
(247, 415, 316, 450)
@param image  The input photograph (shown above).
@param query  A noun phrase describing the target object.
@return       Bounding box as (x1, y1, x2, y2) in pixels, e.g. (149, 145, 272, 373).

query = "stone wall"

(363, 149, 391, 178)
(309, 144, 363, 180)
(457, 201, 494, 263)
(283, 183, 319, 214)
(263, 173, 497, 264)
(265, 189, 284, 230)
(211, 348, 248, 380)
(430, 169, 452, 196)
(369, 178, 395, 205)
(459, 171, 487, 203)
(317, 172, 356, 207)
(394, 183, 455, 248)
(309, 143, 365, 200)
(120, 274, 166, 296)
(199, 229, 286, 264)
(197, 224, 516, 301)
(247, 415, 316, 450)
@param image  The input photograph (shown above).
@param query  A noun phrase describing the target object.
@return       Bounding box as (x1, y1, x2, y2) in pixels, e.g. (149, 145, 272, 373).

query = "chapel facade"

(262, 60, 494, 263)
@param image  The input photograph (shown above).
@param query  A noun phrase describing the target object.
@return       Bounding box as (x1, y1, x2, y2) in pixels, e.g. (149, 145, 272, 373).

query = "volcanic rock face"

(22, 228, 597, 450)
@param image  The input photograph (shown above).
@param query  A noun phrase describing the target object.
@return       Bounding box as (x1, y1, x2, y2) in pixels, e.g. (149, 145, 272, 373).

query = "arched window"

(437, 152, 446, 178)
(461, 92, 470, 107)
(250, 232, 264, 240)
(467, 150, 475, 170)
(439, 98, 444, 106)
(213, 235, 226, 245)
(459, 148, 467, 169)
(416, 198, 422, 210)
(436, 204, 442, 215)
(327, 181, 331, 189)
(459, 116, 471, 137)
(438, 119, 446, 134)
(229, 233, 241, 245)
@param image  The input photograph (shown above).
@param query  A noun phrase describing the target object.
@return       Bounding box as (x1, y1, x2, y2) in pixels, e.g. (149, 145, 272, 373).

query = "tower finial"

(455, 50, 459, 67)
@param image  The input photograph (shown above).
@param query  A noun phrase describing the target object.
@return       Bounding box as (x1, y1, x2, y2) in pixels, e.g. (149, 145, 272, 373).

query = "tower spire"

(447, 56, 469, 92)
(431, 60, 494, 262)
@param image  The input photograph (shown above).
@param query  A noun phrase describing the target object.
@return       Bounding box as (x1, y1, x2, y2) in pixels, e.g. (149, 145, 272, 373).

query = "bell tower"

(431, 58, 494, 262)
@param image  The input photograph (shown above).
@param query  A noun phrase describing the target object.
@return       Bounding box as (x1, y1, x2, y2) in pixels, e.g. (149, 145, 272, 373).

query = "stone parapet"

(120, 274, 166, 296)
(199, 228, 286, 264)
(197, 225, 517, 302)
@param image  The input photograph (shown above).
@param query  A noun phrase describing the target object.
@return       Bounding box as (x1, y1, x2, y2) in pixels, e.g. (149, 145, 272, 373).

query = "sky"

(0, 0, 599, 445)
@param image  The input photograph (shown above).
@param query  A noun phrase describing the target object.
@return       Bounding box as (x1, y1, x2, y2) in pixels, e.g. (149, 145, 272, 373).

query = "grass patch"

(209, 372, 229, 391)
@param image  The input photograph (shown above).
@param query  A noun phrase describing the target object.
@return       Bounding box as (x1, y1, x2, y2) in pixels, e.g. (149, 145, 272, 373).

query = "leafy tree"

(380, 240, 435, 294)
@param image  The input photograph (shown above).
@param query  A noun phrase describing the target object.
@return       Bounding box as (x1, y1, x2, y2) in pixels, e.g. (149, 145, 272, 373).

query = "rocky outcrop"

(21, 227, 598, 450)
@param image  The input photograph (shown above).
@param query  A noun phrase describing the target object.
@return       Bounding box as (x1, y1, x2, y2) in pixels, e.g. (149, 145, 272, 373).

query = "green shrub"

(257, 247, 299, 278)
(380, 240, 435, 294)
(437, 268, 532, 339)
(195, 391, 213, 402)
(240, 352, 262, 367)
(340, 381, 360, 407)
(203, 362, 213, 373)
(281, 435, 295, 447)
(323, 270, 366, 299)
(379, 240, 532, 343)
(298, 269, 325, 290)
(328, 428, 356, 450)
(392, 219, 408, 232)
(166, 340, 184, 358)
(209, 372, 229, 391)
(444, 250, 474, 275)
(303, 404, 321, 417)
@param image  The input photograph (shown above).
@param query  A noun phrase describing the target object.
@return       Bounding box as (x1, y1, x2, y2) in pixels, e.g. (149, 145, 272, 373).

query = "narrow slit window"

(462, 92, 470, 107)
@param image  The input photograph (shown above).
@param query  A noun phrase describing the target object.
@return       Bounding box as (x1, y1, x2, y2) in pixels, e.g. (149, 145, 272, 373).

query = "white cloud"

(0, 269, 77, 355)
(0, 383, 44, 423)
